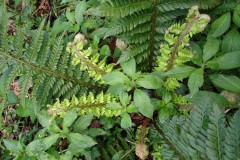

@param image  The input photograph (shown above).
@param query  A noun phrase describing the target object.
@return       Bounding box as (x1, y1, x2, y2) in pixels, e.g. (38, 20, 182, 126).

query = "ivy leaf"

(63, 109, 78, 129)
(164, 66, 196, 79)
(188, 68, 204, 96)
(74, 114, 93, 132)
(136, 74, 162, 89)
(120, 113, 132, 129)
(134, 89, 153, 119)
(210, 74, 240, 94)
(68, 133, 97, 154)
(75, 1, 87, 25)
(203, 38, 220, 62)
(206, 51, 240, 70)
(208, 12, 231, 38)
(221, 29, 240, 53)
(233, 5, 240, 27)
(26, 134, 60, 152)
(103, 72, 130, 85)
(120, 58, 136, 76)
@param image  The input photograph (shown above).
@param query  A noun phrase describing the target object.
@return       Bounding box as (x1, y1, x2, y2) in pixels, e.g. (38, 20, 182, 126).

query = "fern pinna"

(89, 0, 222, 70)
(149, 92, 240, 160)
(0, 7, 100, 107)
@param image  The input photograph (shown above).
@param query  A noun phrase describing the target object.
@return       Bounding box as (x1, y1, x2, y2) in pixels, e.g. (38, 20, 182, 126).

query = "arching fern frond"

(0, 8, 100, 107)
(91, 0, 222, 70)
(149, 94, 240, 159)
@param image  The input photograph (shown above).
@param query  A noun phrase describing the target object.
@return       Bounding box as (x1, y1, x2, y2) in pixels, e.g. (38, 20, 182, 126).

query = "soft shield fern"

(89, 0, 222, 70)
(0, 8, 100, 107)
(150, 94, 240, 160)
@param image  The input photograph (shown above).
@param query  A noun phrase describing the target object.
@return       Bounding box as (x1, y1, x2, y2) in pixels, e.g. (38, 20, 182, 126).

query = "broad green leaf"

(119, 91, 130, 106)
(61, 0, 71, 4)
(75, 1, 87, 25)
(207, 51, 240, 70)
(37, 110, 51, 128)
(210, 74, 240, 93)
(68, 133, 97, 154)
(203, 38, 220, 62)
(188, 68, 204, 96)
(120, 113, 132, 128)
(120, 58, 136, 76)
(208, 12, 231, 38)
(233, 5, 240, 27)
(190, 41, 203, 66)
(74, 114, 93, 132)
(3, 139, 22, 152)
(63, 109, 77, 128)
(136, 75, 162, 89)
(66, 9, 75, 24)
(16, 98, 38, 118)
(100, 45, 111, 56)
(7, 90, 18, 105)
(26, 134, 60, 152)
(134, 89, 153, 118)
(164, 66, 196, 79)
(158, 109, 169, 124)
(221, 29, 240, 53)
(107, 84, 128, 95)
(0, 73, 7, 97)
(103, 72, 130, 85)
(105, 102, 122, 109)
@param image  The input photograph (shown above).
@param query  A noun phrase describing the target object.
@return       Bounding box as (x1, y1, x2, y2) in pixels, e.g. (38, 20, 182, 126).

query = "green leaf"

(74, 114, 93, 132)
(190, 41, 203, 66)
(103, 72, 130, 85)
(7, 90, 18, 105)
(120, 58, 136, 76)
(164, 66, 197, 79)
(100, 45, 111, 56)
(3, 139, 22, 152)
(207, 51, 240, 70)
(120, 113, 132, 129)
(208, 12, 231, 38)
(75, 1, 87, 25)
(61, 0, 71, 4)
(188, 68, 204, 96)
(0, 73, 7, 97)
(63, 109, 78, 128)
(233, 5, 240, 27)
(37, 110, 51, 128)
(107, 84, 128, 95)
(68, 133, 97, 154)
(16, 98, 38, 118)
(221, 29, 240, 53)
(136, 74, 162, 89)
(26, 134, 60, 152)
(158, 109, 170, 124)
(210, 74, 240, 94)
(66, 9, 75, 24)
(203, 38, 220, 62)
(134, 89, 153, 119)
(105, 102, 122, 109)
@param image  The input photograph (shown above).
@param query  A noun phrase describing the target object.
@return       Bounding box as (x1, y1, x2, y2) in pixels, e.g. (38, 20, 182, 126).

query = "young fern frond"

(0, 8, 100, 106)
(47, 92, 122, 118)
(67, 34, 115, 83)
(91, 0, 221, 70)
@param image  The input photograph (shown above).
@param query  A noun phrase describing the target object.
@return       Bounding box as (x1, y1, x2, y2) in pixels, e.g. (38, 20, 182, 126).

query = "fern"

(91, 0, 222, 70)
(0, 8, 100, 107)
(149, 94, 240, 159)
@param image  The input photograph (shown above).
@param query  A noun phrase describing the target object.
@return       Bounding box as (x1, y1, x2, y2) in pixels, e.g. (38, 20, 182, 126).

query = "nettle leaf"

(75, 1, 88, 25)
(188, 68, 204, 96)
(221, 29, 240, 53)
(136, 74, 162, 89)
(7, 90, 18, 105)
(210, 74, 240, 94)
(190, 41, 203, 66)
(100, 45, 111, 56)
(66, 9, 75, 24)
(233, 5, 240, 27)
(63, 109, 78, 129)
(74, 114, 93, 132)
(68, 133, 97, 154)
(107, 84, 128, 95)
(203, 37, 220, 62)
(207, 51, 240, 70)
(165, 66, 197, 79)
(120, 58, 136, 76)
(3, 139, 22, 152)
(208, 12, 231, 38)
(120, 113, 132, 129)
(16, 98, 39, 119)
(103, 72, 130, 85)
(134, 89, 153, 119)
(26, 134, 60, 152)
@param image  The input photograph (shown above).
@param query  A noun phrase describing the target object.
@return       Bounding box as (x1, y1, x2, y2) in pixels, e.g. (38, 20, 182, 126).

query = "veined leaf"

(221, 29, 240, 53)
(103, 72, 130, 85)
(164, 66, 197, 79)
(203, 37, 220, 62)
(120, 58, 136, 76)
(120, 113, 132, 128)
(136, 74, 163, 89)
(74, 114, 93, 132)
(210, 74, 240, 94)
(188, 68, 204, 96)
